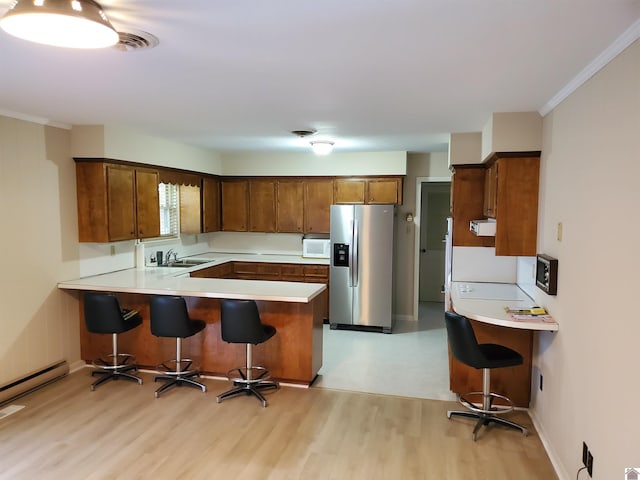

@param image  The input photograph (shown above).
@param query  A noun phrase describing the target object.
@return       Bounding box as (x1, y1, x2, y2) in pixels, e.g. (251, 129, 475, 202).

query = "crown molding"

(0, 108, 71, 129)
(539, 18, 640, 116)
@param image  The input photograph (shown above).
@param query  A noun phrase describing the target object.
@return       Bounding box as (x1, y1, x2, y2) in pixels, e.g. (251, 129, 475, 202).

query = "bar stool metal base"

(217, 366, 279, 407)
(90, 353, 142, 391)
(447, 368, 528, 441)
(154, 358, 207, 398)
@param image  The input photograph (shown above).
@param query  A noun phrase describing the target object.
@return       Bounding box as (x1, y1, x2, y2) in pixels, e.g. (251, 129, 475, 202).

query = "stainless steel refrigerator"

(329, 204, 394, 333)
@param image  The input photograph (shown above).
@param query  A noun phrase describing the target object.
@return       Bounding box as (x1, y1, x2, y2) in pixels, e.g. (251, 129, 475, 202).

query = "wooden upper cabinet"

(304, 179, 334, 234)
(134, 167, 160, 239)
(221, 179, 249, 231)
(277, 180, 304, 233)
(451, 165, 495, 248)
(179, 184, 201, 234)
(367, 178, 402, 204)
(76, 161, 159, 242)
(202, 176, 220, 233)
(249, 179, 276, 232)
(334, 179, 366, 204)
(334, 177, 403, 205)
(492, 156, 539, 256)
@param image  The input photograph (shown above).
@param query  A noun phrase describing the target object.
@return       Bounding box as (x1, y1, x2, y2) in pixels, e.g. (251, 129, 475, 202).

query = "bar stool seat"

(150, 296, 207, 398)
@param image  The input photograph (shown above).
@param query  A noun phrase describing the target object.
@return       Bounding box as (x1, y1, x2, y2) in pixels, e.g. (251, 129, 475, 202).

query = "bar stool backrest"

(444, 311, 485, 368)
(221, 299, 269, 345)
(150, 296, 195, 338)
(84, 293, 130, 334)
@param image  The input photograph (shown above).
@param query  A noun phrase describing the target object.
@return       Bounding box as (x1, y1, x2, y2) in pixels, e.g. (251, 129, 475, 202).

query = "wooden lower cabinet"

(79, 292, 325, 384)
(448, 319, 533, 408)
(190, 261, 329, 319)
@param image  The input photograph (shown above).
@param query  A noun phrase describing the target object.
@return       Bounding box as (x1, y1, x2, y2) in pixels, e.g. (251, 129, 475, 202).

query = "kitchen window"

(158, 183, 179, 236)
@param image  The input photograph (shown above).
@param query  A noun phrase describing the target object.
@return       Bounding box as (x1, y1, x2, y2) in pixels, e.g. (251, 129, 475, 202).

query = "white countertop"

(451, 281, 559, 331)
(57, 253, 328, 303)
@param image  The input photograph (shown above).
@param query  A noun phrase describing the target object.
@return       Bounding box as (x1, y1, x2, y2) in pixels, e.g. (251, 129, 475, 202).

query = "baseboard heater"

(0, 360, 69, 406)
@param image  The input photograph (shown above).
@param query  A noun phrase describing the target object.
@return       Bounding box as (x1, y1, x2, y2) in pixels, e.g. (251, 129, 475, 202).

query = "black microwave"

(536, 254, 558, 295)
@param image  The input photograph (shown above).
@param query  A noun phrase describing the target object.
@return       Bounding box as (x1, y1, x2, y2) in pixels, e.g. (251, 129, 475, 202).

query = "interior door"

(419, 183, 451, 302)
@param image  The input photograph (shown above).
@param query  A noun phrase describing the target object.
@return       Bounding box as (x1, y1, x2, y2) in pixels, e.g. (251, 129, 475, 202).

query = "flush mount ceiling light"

(310, 140, 334, 155)
(0, 0, 119, 49)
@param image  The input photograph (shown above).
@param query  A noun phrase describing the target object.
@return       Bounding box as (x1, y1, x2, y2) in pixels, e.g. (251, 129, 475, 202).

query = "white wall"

(220, 151, 406, 176)
(531, 39, 640, 479)
(0, 116, 81, 384)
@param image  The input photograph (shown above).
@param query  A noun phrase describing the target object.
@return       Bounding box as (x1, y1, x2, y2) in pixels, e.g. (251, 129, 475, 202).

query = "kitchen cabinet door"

(249, 179, 276, 232)
(277, 180, 304, 233)
(451, 166, 495, 248)
(483, 161, 498, 218)
(134, 167, 160, 239)
(221, 180, 249, 231)
(179, 184, 201, 234)
(493, 156, 539, 256)
(202, 176, 220, 233)
(367, 178, 402, 204)
(304, 180, 333, 233)
(334, 178, 365, 204)
(107, 164, 137, 241)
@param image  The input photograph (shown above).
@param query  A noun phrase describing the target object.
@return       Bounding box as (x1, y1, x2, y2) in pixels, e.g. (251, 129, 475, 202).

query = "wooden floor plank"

(0, 371, 558, 479)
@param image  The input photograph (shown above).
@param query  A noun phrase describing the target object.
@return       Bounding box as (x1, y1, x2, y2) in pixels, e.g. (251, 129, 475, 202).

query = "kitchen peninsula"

(58, 253, 328, 385)
(448, 281, 558, 407)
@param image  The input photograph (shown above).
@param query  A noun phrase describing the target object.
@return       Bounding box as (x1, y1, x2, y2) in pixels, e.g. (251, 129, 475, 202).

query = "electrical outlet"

(110, 245, 116, 256)
(539, 373, 543, 391)
(582, 442, 589, 467)
(587, 451, 594, 477)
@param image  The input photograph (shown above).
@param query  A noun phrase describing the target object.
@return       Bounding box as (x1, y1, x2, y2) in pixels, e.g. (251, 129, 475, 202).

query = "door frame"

(413, 176, 451, 320)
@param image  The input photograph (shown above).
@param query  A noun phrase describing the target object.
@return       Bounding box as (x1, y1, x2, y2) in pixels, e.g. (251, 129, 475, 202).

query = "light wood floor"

(0, 371, 557, 480)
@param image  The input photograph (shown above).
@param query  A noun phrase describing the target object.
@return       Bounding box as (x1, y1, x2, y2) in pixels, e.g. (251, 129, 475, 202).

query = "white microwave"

(470, 218, 497, 236)
(302, 238, 331, 258)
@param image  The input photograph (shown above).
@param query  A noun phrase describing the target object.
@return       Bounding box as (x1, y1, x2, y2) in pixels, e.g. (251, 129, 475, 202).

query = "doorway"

(418, 182, 451, 302)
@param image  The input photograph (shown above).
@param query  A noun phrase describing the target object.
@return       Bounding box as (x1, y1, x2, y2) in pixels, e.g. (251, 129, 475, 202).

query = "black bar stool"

(217, 299, 279, 407)
(83, 292, 143, 391)
(150, 295, 208, 398)
(444, 311, 529, 440)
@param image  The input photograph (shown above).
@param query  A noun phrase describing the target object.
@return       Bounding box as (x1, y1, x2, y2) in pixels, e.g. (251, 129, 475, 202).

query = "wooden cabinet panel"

(493, 156, 539, 256)
(483, 161, 498, 218)
(451, 166, 495, 248)
(106, 164, 137, 241)
(179, 185, 201, 234)
(202, 176, 220, 233)
(221, 180, 249, 231)
(367, 178, 402, 204)
(277, 180, 304, 233)
(249, 179, 276, 232)
(134, 168, 160, 239)
(304, 180, 333, 234)
(189, 262, 233, 279)
(334, 179, 365, 204)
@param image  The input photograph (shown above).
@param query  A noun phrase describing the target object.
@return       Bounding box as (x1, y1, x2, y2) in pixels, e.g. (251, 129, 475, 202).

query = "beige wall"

(0, 116, 82, 384)
(220, 151, 407, 176)
(71, 125, 222, 174)
(394, 152, 450, 319)
(531, 39, 640, 479)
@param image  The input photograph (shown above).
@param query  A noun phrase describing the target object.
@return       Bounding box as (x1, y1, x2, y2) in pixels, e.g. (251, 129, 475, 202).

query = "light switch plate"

(557, 222, 563, 241)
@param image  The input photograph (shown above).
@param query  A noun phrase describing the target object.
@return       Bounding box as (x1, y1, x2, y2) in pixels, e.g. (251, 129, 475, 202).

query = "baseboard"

(530, 410, 570, 480)
(69, 360, 88, 373)
(0, 360, 69, 406)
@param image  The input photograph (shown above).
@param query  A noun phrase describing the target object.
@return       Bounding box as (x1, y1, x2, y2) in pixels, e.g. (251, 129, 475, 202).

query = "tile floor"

(313, 302, 457, 401)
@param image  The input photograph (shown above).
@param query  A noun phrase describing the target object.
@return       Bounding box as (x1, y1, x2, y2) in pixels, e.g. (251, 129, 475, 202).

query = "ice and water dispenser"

(333, 243, 349, 267)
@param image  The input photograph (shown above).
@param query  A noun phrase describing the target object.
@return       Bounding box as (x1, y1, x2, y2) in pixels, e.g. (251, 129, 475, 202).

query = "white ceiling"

(0, 0, 639, 154)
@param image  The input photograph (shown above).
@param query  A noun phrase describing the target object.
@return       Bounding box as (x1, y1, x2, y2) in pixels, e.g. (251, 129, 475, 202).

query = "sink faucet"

(166, 249, 178, 264)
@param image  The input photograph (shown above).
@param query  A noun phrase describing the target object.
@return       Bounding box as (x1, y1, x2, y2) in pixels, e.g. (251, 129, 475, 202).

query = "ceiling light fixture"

(310, 140, 334, 155)
(0, 0, 119, 49)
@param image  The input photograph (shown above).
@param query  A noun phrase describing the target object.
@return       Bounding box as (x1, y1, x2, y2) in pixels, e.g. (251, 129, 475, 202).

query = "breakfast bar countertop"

(450, 281, 559, 331)
(57, 252, 328, 303)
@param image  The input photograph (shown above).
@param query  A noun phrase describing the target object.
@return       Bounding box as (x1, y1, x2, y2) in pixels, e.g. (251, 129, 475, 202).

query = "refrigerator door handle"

(347, 220, 354, 287)
(352, 218, 359, 287)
